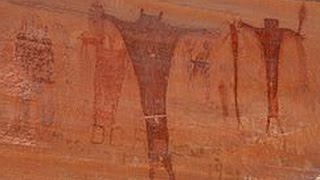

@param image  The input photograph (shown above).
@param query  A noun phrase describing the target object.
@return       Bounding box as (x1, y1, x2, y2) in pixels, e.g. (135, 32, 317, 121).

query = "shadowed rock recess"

(0, 0, 320, 179)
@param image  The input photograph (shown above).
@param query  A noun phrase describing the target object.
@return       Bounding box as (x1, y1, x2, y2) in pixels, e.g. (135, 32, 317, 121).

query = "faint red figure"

(218, 83, 229, 120)
(4, 16, 55, 140)
(188, 41, 211, 82)
(80, 2, 126, 144)
(238, 17, 305, 134)
(187, 41, 212, 104)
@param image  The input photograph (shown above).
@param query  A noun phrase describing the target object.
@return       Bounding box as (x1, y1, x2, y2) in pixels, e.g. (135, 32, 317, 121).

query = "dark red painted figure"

(99, 3, 209, 179)
(229, 22, 242, 128)
(238, 18, 304, 133)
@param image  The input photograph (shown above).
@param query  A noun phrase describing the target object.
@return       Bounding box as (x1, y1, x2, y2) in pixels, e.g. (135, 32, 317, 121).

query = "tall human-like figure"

(5, 16, 55, 140)
(238, 18, 305, 133)
(229, 22, 242, 127)
(95, 1, 211, 179)
(80, 3, 127, 144)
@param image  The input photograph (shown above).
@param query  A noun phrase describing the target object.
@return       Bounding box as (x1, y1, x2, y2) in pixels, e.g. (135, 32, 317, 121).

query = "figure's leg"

(266, 113, 283, 134)
(188, 62, 195, 88)
(7, 97, 32, 137)
(266, 59, 283, 134)
(92, 51, 126, 145)
(218, 83, 229, 121)
(92, 103, 119, 145)
(145, 118, 156, 179)
(41, 84, 55, 126)
(92, 97, 118, 145)
(148, 151, 156, 180)
(145, 116, 175, 180)
(276, 116, 284, 134)
(266, 84, 279, 134)
(107, 104, 117, 145)
(266, 116, 271, 134)
(91, 92, 108, 145)
(162, 152, 175, 180)
(161, 119, 175, 180)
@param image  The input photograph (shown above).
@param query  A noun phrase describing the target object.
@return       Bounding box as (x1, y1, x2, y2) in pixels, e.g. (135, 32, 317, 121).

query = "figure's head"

(264, 18, 279, 29)
(138, 8, 164, 27)
(88, 1, 105, 33)
(89, 1, 105, 20)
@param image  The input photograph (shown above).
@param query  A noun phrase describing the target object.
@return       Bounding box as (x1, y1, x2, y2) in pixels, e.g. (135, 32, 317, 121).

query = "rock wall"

(0, 0, 320, 179)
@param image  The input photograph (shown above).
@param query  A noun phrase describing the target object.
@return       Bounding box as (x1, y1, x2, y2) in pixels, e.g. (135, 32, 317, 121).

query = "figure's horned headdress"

(139, 8, 164, 22)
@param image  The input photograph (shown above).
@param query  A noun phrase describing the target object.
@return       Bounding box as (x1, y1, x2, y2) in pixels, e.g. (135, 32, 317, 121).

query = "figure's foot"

(161, 153, 175, 180)
(4, 122, 32, 137)
(90, 124, 105, 144)
(2, 122, 35, 145)
(3, 124, 21, 136)
(147, 153, 175, 180)
(266, 127, 271, 136)
(108, 123, 123, 145)
(266, 120, 284, 136)
(149, 167, 155, 180)
(168, 171, 176, 180)
(237, 121, 244, 131)
(276, 119, 285, 134)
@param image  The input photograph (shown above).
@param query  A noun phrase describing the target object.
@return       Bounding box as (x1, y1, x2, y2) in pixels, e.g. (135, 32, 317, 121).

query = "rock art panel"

(0, 1, 319, 180)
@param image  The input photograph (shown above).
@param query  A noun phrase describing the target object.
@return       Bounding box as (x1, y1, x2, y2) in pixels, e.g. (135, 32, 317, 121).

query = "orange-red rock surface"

(0, 0, 320, 179)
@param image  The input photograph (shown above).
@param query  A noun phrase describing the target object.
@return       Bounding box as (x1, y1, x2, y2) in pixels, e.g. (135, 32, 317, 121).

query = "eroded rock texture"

(0, 0, 320, 179)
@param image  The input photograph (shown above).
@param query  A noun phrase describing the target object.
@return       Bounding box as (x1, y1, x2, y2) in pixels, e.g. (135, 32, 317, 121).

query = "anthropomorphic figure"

(229, 22, 242, 127)
(189, 41, 211, 82)
(80, 3, 127, 144)
(100, 2, 210, 179)
(170, 31, 237, 125)
(4, 16, 55, 140)
(105, 9, 178, 179)
(238, 18, 305, 133)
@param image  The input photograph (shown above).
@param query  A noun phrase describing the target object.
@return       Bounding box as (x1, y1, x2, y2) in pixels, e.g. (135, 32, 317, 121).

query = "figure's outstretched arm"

(237, 20, 263, 36)
(281, 28, 304, 40)
(102, 13, 130, 32)
(172, 25, 218, 38)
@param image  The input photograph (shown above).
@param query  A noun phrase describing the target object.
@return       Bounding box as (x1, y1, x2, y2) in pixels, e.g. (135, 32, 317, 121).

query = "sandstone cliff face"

(0, 0, 320, 179)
